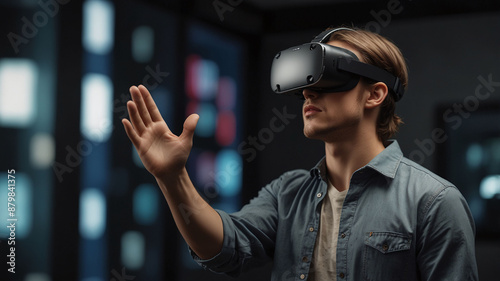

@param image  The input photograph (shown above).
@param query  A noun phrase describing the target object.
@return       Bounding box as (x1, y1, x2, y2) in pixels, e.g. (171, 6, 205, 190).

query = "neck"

(324, 129, 385, 192)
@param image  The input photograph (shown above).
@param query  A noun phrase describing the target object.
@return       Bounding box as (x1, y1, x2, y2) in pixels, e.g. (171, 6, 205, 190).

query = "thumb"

(180, 113, 199, 143)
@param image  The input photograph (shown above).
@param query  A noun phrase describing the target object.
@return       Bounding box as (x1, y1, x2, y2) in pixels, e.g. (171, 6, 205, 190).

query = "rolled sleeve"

(190, 210, 242, 274)
(190, 180, 280, 277)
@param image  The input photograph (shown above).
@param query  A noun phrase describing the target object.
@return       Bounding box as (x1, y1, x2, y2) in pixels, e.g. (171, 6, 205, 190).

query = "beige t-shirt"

(308, 180, 348, 281)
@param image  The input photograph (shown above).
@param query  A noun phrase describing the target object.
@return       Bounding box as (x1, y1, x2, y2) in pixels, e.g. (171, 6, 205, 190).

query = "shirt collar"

(310, 157, 327, 180)
(364, 140, 403, 179)
(310, 140, 403, 180)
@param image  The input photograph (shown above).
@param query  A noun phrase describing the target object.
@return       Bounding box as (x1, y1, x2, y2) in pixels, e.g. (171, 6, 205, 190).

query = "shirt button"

(339, 272, 345, 279)
(300, 274, 306, 279)
(309, 227, 314, 232)
(302, 256, 308, 262)
(341, 233, 346, 238)
(382, 244, 389, 251)
(316, 192, 322, 198)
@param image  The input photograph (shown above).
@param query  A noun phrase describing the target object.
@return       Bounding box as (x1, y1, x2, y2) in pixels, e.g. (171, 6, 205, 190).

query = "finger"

(122, 118, 141, 147)
(138, 85, 164, 123)
(127, 100, 146, 133)
(180, 114, 199, 144)
(130, 85, 153, 126)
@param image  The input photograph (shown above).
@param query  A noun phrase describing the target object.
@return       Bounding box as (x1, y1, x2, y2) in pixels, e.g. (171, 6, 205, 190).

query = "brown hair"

(328, 27, 408, 142)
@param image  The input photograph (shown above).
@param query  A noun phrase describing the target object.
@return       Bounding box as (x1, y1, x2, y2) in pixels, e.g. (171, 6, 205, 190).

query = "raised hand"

(122, 85, 199, 179)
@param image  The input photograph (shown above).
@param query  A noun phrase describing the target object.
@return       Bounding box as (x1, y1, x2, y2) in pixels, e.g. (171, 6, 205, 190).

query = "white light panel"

(30, 133, 55, 169)
(480, 175, 500, 199)
(79, 188, 106, 240)
(0, 59, 37, 127)
(132, 25, 154, 63)
(80, 73, 113, 142)
(121, 231, 145, 270)
(82, 0, 115, 55)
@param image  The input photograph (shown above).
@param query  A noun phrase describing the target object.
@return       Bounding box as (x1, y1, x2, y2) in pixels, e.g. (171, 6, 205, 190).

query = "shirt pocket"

(362, 232, 412, 281)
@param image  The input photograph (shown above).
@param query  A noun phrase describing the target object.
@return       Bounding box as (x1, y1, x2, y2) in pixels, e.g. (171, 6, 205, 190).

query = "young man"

(122, 27, 478, 280)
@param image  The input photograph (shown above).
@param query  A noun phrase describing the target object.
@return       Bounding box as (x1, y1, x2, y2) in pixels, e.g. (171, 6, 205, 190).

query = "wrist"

(155, 166, 189, 186)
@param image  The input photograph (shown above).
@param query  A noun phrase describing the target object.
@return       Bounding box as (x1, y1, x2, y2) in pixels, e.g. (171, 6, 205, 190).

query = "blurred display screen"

(180, 21, 246, 271)
(185, 21, 245, 214)
(437, 103, 500, 237)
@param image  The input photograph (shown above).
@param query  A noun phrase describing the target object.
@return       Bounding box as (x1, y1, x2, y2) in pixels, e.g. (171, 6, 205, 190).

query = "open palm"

(122, 85, 199, 178)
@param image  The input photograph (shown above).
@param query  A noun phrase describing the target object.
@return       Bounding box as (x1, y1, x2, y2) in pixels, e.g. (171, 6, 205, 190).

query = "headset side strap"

(338, 58, 403, 101)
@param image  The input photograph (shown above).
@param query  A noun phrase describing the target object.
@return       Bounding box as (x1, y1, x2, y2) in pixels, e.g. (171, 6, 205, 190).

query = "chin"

(303, 127, 325, 140)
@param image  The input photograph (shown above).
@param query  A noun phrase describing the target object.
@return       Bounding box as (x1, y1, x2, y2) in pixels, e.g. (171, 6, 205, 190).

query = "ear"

(365, 82, 388, 109)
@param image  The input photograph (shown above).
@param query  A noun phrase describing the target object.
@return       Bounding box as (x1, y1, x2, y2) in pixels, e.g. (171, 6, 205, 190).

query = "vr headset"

(270, 28, 404, 101)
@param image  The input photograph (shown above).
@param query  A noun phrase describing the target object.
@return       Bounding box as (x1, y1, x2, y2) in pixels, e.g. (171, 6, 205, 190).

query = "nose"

(302, 88, 319, 100)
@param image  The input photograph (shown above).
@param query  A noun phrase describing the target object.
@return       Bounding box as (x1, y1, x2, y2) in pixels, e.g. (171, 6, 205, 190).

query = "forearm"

(156, 168, 223, 260)
(121, 86, 221, 258)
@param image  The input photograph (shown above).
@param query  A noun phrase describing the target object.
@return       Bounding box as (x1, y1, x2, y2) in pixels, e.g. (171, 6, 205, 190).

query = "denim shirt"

(191, 141, 479, 281)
